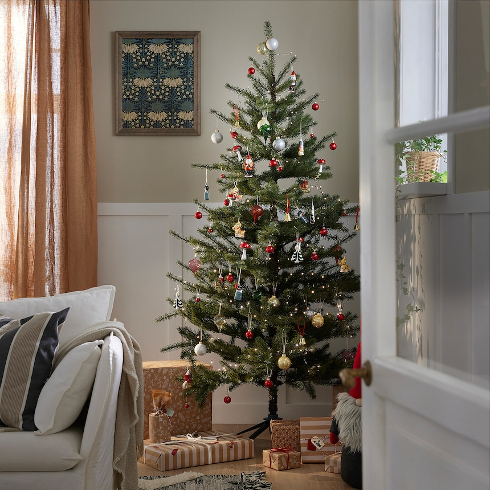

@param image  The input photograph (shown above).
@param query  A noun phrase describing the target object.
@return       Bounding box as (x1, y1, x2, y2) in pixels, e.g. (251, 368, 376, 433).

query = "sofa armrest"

(79, 333, 123, 489)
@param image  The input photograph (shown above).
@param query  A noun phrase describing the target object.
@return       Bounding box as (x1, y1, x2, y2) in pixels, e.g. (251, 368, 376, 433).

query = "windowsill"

(397, 182, 447, 199)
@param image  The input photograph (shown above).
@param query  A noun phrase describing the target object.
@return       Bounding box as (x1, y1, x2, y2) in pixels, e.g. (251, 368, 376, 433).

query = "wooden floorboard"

(138, 438, 354, 490)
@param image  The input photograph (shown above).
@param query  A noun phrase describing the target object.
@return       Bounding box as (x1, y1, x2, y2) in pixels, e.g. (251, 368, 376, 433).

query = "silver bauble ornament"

(272, 137, 286, 151)
(278, 354, 292, 370)
(194, 342, 207, 356)
(256, 41, 268, 55)
(266, 38, 279, 51)
(211, 130, 223, 144)
(311, 312, 325, 328)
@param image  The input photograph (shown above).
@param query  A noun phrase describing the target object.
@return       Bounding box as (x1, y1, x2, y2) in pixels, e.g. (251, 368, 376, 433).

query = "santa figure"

(330, 342, 363, 489)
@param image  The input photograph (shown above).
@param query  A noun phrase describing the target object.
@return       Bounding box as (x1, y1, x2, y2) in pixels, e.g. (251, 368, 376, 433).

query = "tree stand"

(236, 379, 281, 439)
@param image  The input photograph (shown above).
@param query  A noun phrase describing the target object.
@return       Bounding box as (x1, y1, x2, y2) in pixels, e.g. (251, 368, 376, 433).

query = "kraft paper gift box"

(300, 417, 342, 463)
(270, 419, 301, 452)
(142, 360, 212, 439)
(141, 431, 254, 471)
(148, 412, 171, 443)
(325, 452, 342, 473)
(263, 448, 301, 471)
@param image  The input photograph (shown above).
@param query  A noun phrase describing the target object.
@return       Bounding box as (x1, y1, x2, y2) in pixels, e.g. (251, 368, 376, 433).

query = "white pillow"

(34, 340, 103, 435)
(0, 285, 115, 348)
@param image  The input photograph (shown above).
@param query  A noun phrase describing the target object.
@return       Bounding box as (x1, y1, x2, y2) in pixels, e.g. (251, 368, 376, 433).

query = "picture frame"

(115, 31, 201, 136)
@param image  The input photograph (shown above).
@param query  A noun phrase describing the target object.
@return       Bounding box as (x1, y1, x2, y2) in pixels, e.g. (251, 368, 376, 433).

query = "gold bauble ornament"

(268, 295, 280, 307)
(256, 41, 268, 55)
(277, 353, 292, 370)
(213, 314, 226, 331)
(311, 313, 324, 328)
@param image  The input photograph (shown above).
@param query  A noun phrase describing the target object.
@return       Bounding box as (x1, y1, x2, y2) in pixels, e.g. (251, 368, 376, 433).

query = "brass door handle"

(339, 360, 372, 388)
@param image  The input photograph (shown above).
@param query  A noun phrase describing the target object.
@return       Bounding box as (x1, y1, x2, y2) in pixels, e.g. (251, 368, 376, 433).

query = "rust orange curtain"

(0, 0, 97, 301)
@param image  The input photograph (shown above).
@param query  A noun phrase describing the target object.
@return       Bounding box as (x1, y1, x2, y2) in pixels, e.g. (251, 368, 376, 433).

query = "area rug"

(138, 470, 272, 490)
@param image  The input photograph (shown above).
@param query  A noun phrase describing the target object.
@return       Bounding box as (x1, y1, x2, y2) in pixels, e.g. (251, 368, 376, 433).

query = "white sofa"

(0, 286, 142, 490)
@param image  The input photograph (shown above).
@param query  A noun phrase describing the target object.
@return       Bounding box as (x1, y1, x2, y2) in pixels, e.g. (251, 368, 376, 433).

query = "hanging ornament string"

(284, 194, 291, 222)
(354, 206, 360, 230)
(281, 329, 287, 355)
(310, 199, 315, 224)
(298, 119, 304, 156)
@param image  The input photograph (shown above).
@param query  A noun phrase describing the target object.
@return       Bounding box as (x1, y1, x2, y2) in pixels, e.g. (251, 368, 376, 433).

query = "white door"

(358, 2, 490, 490)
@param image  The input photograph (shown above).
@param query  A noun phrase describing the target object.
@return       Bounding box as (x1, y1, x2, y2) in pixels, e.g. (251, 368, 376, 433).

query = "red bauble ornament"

(231, 131, 238, 139)
(269, 159, 278, 168)
(266, 245, 275, 254)
(320, 227, 328, 236)
(312, 102, 319, 111)
(310, 133, 315, 139)
(208, 228, 213, 233)
(245, 330, 254, 339)
(248, 67, 255, 75)
(330, 142, 337, 150)
(311, 252, 319, 261)
(196, 297, 200, 302)
(184, 402, 189, 409)
(195, 211, 202, 219)
(224, 395, 232, 404)
(337, 313, 345, 321)
(226, 273, 234, 282)
(221, 173, 225, 178)
(264, 378, 273, 388)
(224, 199, 230, 206)
(277, 165, 283, 171)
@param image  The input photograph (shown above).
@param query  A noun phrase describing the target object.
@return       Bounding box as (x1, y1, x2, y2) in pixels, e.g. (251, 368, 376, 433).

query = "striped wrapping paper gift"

(299, 417, 342, 463)
(325, 452, 342, 473)
(141, 431, 254, 471)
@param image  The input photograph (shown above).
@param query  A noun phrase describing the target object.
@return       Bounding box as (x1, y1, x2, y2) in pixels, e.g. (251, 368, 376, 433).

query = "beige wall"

(90, 0, 359, 203)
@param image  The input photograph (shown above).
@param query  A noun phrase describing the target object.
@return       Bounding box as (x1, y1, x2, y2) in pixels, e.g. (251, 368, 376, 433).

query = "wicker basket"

(405, 151, 441, 182)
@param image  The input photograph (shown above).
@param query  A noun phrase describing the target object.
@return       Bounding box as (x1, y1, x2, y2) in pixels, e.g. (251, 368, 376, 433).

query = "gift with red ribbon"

(263, 446, 301, 471)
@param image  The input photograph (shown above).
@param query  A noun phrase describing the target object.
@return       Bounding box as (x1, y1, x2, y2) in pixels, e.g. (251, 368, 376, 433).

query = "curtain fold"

(0, 0, 97, 301)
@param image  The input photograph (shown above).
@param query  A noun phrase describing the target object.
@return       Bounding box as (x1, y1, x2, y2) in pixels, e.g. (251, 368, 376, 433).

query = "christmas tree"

(157, 21, 360, 433)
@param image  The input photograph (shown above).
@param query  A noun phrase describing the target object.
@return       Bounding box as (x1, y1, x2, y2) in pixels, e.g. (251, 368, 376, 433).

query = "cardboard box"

(141, 431, 254, 472)
(270, 419, 301, 452)
(299, 417, 342, 463)
(325, 452, 342, 473)
(263, 449, 301, 471)
(142, 360, 212, 439)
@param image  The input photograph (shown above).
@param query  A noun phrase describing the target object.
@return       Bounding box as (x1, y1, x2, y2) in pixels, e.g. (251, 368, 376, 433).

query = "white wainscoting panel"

(396, 191, 489, 389)
(98, 202, 360, 423)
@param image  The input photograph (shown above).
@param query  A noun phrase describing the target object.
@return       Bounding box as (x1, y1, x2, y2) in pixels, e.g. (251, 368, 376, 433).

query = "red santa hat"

(349, 342, 362, 400)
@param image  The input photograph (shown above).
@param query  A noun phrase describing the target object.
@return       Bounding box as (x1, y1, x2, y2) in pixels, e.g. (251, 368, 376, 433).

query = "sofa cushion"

(34, 340, 103, 435)
(0, 426, 83, 471)
(0, 285, 116, 349)
(0, 309, 69, 430)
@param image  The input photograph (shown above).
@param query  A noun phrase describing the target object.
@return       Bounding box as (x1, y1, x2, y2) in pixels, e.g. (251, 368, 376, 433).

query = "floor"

(137, 438, 354, 490)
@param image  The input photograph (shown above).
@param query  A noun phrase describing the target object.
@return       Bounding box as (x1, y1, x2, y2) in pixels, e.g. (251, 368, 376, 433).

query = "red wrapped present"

(270, 419, 301, 452)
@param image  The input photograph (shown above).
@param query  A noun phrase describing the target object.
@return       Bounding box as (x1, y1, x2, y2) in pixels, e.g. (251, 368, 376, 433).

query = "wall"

(90, 0, 359, 204)
(90, 0, 361, 423)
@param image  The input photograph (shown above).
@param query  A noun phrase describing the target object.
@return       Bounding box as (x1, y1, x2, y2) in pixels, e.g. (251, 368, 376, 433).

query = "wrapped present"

(149, 413, 171, 443)
(263, 448, 301, 471)
(270, 419, 301, 452)
(325, 452, 342, 473)
(142, 360, 212, 439)
(300, 417, 342, 463)
(149, 389, 173, 443)
(141, 431, 254, 471)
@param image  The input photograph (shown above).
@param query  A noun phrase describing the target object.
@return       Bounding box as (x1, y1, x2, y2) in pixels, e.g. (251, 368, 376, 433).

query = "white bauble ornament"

(272, 137, 286, 151)
(194, 342, 207, 356)
(211, 130, 223, 144)
(266, 38, 279, 51)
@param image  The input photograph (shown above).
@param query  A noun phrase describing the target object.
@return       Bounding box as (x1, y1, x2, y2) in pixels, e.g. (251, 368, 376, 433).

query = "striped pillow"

(0, 308, 69, 431)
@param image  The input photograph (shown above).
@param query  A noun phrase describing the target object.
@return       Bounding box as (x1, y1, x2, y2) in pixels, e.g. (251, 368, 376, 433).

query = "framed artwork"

(115, 31, 201, 136)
